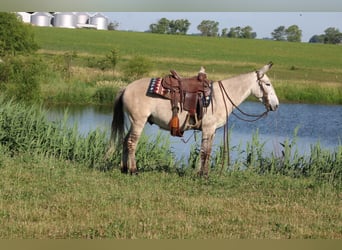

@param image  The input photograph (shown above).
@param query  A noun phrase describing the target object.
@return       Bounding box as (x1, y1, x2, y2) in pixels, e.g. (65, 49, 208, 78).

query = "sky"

(104, 12, 342, 42)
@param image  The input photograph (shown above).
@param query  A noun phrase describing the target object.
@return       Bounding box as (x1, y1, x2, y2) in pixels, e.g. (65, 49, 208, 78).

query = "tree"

(149, 18, 170, 34)
(241, 26, 256, 39)
(197, 20, 219, 37)
(271, 26, 287, 41)
(285, 25, 302, 42)
(108, 21, 119, 31)
(323, 27, 342, 44)
(221, 28, 228, 37)
(309, 34, 325, 43)
(0, 12, 38, 56)
(168, 19, 190, 35)
(149, 18, 190, 35)
(227, 26, 241, 38)
(226, 26, 256, 39)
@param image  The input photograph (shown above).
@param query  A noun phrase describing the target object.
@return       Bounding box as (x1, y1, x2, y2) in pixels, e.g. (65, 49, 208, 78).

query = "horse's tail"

(106, 88, 126, 157)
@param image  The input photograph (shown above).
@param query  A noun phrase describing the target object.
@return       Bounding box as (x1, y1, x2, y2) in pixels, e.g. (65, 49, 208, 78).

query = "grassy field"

(0, 153, 341, 239)
(32, 27, 342, 105)
(0, 97, 341, 239)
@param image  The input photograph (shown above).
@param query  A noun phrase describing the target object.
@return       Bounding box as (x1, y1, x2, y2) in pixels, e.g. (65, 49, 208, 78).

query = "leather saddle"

(160, 67, 212, 137)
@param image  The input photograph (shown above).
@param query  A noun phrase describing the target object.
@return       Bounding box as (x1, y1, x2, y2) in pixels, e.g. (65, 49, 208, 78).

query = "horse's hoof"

(121, 167, 128, 174)
(129, 169, 139, 176)
(196, 170, 209, 179)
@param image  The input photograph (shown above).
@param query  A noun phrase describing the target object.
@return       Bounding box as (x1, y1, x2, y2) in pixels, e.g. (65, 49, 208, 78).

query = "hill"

(33, 27, 342, 104)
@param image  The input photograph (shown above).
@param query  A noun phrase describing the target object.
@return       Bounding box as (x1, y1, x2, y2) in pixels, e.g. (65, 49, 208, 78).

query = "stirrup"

(185, 113, 201, 129)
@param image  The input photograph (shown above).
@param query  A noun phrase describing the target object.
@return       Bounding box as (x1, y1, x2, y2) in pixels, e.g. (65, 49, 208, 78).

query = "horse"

(108, 62, 279, 176)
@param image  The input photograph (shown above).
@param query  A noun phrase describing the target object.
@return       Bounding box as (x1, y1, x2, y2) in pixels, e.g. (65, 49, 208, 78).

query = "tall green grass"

(0, 98, 110, 169)
(1, 96, 341, 185)
(0, 97, 175, 171)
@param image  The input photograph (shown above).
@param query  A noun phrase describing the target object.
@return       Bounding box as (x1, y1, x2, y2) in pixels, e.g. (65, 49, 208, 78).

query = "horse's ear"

(258, 62, 273, 75)
(268, 61, 273, 69)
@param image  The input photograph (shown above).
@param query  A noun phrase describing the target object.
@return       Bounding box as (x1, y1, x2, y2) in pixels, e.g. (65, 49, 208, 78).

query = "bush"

(0, 55, 46, 103)
(123, 55, 153, 80)
(86, 48, 119, 74)
(0, 12, 38, 56)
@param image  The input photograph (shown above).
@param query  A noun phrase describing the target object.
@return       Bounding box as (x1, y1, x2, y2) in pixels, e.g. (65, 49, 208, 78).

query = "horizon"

(105, 12, 342, 42)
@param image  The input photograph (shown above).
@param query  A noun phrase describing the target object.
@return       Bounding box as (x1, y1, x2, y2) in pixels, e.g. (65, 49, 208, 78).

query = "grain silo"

(53, 12, 76, 28)
(16, 12, 31, 23)
(76, 12, 90, 25)
(31, 12, 52, 27)
(90, 13, 108, 30)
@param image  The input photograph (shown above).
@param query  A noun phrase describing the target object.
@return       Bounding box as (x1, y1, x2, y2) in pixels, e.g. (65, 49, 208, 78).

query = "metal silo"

(16, 12, 31, 23)
(76, 12, 90, 24)
(90, 13, 108, 30)
(31, 12, 52, 27)
(53, 12, 76, 28)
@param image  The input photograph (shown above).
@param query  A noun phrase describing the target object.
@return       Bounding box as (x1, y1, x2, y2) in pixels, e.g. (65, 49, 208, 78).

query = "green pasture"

(1, 154, 341, 239)
(0, 97, 341, 239)
(33, 27, 342, 105)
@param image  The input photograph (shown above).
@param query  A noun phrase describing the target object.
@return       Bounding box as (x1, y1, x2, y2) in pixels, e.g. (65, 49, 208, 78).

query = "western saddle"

(156, 67, 212, 137)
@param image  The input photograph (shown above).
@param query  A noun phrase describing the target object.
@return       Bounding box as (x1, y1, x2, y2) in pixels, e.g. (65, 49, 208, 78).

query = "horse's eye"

(265, 83, 271, 86)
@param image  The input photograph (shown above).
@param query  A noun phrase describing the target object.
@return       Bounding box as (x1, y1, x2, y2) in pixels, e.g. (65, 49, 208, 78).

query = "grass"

(0, 152, 341, 239)
(0, 97, 341, 239)
(32, 27, 342, 105)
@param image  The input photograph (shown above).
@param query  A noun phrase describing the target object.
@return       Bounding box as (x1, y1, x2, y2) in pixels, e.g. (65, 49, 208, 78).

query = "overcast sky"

(104, 12, 342, 42)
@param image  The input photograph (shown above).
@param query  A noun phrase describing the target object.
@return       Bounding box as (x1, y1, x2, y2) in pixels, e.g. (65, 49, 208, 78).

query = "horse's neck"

(218, 72, 255, 106)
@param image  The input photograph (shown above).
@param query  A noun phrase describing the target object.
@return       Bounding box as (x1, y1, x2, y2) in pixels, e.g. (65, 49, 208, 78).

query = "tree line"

(148, 17, 342, 44)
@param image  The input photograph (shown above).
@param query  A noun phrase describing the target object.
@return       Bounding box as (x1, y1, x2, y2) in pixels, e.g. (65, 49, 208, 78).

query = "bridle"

(256, 72, 272, 112)
(218, 71, 270, 123)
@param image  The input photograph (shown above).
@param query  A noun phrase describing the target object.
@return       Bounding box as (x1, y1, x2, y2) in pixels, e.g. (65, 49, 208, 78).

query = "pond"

(46, 101, 342, 159)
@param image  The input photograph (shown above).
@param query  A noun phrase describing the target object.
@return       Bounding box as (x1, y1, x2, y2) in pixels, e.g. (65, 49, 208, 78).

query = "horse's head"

(253, 62, 279, 112)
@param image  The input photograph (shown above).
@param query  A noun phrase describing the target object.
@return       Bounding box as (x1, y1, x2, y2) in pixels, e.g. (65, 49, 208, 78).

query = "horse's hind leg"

(122, 123, 144, 174)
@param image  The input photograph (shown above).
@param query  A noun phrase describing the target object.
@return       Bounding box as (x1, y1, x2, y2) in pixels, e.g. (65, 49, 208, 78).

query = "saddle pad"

(147, 78, 165, 96)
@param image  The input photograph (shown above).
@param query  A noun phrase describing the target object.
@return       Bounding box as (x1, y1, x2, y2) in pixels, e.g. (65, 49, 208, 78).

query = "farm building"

(16, 12, 109, 30)
(30, 12, 53, 27)
(89, 13, 109, 30)
(16, 12, 31, 23)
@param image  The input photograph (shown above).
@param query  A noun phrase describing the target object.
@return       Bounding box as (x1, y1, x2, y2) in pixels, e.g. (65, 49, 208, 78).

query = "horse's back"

(122, 78, 172, 127)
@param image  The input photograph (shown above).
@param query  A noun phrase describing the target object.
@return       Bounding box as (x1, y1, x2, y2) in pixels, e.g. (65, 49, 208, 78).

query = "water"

(46, 102, 342, 159)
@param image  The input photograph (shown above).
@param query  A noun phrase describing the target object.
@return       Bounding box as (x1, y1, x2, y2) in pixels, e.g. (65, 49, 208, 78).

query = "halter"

(218, 72, 270, 123)
(256, 72, 272, 112)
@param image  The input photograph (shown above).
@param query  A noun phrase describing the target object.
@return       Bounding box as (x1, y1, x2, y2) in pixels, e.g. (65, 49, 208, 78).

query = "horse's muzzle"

(269, 104, 279, 111)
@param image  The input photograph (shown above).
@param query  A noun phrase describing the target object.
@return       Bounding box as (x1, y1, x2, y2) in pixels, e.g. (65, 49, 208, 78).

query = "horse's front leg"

(198, 132, 215, 177)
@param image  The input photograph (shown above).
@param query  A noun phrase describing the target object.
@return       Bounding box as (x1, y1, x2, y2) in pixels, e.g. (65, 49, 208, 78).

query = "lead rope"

(218, 81, 231, 175)
(217, 80, 270, 175)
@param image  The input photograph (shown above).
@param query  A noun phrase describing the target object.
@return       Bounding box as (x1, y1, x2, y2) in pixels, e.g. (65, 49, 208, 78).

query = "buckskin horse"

(108, 62, 279, 177)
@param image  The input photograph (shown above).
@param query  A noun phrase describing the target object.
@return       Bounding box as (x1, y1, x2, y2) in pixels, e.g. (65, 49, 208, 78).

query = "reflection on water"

(46, 102, 342, 159)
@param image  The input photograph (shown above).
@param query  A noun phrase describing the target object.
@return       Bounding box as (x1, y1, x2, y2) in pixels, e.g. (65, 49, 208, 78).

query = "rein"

(217, 79, 269, 175)
(218, 80, 269, 122)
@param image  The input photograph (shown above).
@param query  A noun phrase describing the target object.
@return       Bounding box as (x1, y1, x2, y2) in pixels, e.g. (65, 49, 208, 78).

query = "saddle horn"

(199, 66, 206, 74)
